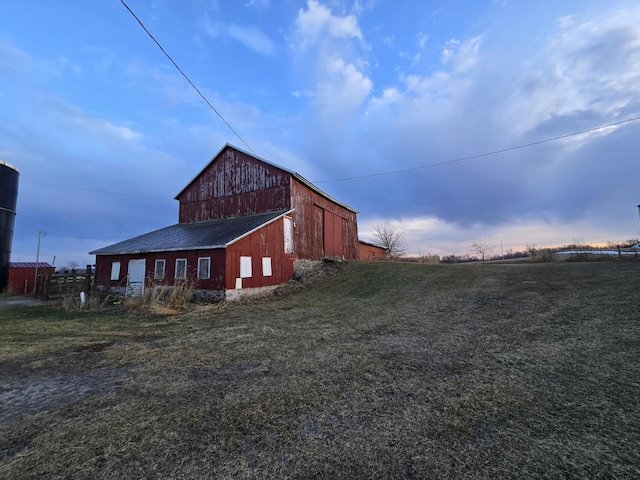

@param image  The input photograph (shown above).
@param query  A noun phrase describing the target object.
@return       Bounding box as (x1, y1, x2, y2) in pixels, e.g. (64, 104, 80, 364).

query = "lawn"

(1, 261, 639, 479)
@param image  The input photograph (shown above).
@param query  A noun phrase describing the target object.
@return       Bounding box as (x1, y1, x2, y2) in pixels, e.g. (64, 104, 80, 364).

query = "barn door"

(126, 259, 146, 297)
(312, 206, 324, 259)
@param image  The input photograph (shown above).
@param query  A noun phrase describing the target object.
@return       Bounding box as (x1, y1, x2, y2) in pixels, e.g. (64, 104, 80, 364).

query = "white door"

(126, 259, 146, 297)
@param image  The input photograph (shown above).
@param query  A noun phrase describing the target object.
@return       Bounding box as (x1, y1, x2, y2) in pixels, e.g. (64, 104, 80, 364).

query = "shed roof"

(358, 239, 385, 249)
(9, 262, 54, 269)
(175, 144, 358, 214)
(90, 210, 290, 256)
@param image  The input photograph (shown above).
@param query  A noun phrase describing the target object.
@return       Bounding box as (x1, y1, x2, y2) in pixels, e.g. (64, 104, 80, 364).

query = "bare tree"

(470, 239, 495, 263)
(374, 224, 406, 257)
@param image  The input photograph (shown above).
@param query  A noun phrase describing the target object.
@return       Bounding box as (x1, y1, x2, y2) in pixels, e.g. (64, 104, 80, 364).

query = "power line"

(315, 115, 640, 184)
(119, 0, 257, 157)
(21, 116, 640, 197)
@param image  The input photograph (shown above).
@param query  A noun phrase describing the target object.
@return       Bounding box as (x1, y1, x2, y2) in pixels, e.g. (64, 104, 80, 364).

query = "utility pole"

(34, 228, 43, 296)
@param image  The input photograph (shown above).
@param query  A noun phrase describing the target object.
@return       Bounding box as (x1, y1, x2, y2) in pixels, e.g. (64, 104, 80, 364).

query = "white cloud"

(289, 1, 372, 126)
(39, 97, 142, 149)
(440, 39, 459, 62)
(338, 4, 640, 258)
(365, 34, 483, 116)
(399, 50, 421, 67)
(417, 32, 428, 48)
(368, 87, 402, 110)
(360, 212, 638, 258)
(245, 0, 269, 10)
(440, 35, 484, 72)
(201, 14, 276, 56)
(502, 7, 640, 136)
(292, 0, 363, 50)
(558, 15, 575, 28)
(0, 40, 80, 84)
(316, 56, 372, 118)
(227, 23, 277, 56)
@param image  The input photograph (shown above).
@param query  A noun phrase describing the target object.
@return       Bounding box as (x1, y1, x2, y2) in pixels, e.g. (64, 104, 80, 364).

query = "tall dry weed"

(124, 279, 196, 315)
(55, 292, 106, 312)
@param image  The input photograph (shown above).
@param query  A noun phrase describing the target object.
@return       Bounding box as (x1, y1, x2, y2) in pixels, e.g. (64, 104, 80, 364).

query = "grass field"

(1, 261, 639, 478)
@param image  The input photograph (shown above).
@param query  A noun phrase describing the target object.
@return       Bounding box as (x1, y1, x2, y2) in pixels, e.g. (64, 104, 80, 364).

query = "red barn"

(7, 262, 55, 295)
(91, 144, 360, 299)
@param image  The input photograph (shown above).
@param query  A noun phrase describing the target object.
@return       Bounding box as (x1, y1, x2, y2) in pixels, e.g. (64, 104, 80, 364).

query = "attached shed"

(358, 240, 387, 259)
(91, 210, 295, 299)
(7, 262, 55, 295)
(91, 144, 361, 299)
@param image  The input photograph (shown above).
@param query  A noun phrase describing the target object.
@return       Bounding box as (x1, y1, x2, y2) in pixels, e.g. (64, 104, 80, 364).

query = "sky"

(1, 0, 640, 268)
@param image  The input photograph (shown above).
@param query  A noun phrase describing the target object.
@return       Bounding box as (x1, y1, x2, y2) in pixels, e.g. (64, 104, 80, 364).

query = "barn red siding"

(8, 265, 55, 295)
(359, 242, 386, 259)
(95, 250, 226, 291)
(177, 147, 292, 223)
(225, 217, 295, 290)
(290, 178, 359, 260)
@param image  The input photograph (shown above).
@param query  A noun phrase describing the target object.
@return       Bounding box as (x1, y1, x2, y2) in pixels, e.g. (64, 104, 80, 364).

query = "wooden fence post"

(42, 269, 53, 300)
(84, 265, 93, 293)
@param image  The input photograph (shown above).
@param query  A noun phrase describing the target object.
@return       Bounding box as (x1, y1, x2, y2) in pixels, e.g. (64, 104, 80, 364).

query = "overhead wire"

(314, 115, 640, 184)
(119, 0, 257, 157)
(116, 3, 640, 188)
(20, 115, 640, 198)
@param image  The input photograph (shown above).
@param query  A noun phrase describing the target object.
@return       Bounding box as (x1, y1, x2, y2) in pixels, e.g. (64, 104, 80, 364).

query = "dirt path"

(0, 296, 52, 309)
(0, 348, 131, 429)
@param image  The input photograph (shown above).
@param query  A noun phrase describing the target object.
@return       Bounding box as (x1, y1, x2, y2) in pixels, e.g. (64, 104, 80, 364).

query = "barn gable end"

(176, 145, 292, 223)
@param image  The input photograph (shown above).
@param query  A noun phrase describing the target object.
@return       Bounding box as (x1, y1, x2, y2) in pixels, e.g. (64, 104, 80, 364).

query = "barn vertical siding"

(225, 217, 294, 290)
(177, 147, 291, 223)
(95, 249, 226, 291)
(290, 179, 359, 260)
(358, 242, 386, 259)
(7, 265, 55, 295)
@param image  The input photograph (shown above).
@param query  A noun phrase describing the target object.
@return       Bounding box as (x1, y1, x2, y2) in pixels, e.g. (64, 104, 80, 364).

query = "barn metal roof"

(90, 210, 290, 256)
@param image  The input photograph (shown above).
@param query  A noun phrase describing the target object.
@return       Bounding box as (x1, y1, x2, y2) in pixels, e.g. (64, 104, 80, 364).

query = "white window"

(198, 257, 210, 279)
(175, 258, 187, 279)
(284, 217, 294, 254)
(154, 259, 165, 280)
(240, 256, 252, 278)
(262, 257, 272, 277)
(110, 262, 120, 281)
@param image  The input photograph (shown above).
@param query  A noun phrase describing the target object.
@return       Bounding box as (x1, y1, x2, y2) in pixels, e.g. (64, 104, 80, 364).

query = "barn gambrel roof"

(90, 210, 290, 256)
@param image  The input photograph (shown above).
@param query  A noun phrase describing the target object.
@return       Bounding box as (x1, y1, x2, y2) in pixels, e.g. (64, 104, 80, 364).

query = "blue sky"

(1, 0, 639, 267)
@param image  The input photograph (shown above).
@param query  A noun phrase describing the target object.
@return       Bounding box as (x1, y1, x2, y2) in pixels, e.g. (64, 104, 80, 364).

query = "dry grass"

(1, 261, 639, 478)
(123, 279, 198, 315)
